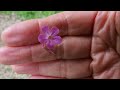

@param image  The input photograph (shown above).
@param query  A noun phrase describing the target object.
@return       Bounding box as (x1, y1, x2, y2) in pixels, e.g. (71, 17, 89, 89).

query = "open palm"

(0, 11, 120, 79)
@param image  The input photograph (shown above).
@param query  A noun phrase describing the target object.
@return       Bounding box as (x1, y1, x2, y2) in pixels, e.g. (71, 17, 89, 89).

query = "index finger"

(1, 11, 97, 46)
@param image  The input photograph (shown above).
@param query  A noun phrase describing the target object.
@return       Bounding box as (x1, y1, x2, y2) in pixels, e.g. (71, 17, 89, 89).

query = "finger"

(0, 46, 33, 65)
(0, 37, 91, 65)
(11, 59, 92, 79)
(30, 75, 62, 79)
(30, 75, 93, 79)
(1, 11, 97, 46)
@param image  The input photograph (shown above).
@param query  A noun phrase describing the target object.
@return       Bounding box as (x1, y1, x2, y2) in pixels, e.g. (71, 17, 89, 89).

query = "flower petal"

(38, 34, 47, 43)
(52, 36, 62, 44)
(46, 40, 54, 49)
(41, 26, 51, 35)
(51, 27, 59, 36)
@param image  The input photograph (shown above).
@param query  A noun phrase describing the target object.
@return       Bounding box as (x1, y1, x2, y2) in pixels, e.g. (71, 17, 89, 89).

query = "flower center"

(48, 36, 53, 40)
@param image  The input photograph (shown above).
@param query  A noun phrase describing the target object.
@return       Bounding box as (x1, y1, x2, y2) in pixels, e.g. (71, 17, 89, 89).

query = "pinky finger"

(30, 75, 92, 79)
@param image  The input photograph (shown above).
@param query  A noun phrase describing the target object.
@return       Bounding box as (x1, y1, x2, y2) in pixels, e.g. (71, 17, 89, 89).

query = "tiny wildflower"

(38, 26, 62, 53)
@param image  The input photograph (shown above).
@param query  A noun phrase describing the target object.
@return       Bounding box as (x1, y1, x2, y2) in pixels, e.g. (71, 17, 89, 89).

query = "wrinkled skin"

(0, 11, 120, 79)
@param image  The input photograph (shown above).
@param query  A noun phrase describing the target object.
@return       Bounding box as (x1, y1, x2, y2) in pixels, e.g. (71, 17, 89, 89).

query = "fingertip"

(1, 27, 10, 45)
(1, 23, 22, 46)
(0, 47, 10, 65)
(1, 19, 40, 46)
(11, 65, 18, 72)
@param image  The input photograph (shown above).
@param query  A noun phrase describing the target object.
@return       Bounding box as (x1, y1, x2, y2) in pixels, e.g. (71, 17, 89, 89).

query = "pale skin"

(0, 11, 120, 79)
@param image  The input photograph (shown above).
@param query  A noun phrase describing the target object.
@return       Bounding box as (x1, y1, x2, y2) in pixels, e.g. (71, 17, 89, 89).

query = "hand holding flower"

(1, 11, 120, 79)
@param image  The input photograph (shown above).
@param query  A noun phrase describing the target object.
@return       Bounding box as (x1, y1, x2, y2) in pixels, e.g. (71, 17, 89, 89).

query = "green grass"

(0, 11, 62, 20)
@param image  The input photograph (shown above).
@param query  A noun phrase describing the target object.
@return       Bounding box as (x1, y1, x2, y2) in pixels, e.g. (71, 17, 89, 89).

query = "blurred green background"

(0, 11, 62, 79)
(0, 11, 62, 20)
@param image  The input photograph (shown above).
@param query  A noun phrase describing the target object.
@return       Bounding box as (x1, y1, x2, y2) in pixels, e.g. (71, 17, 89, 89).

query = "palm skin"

(0, 11, 120, 79)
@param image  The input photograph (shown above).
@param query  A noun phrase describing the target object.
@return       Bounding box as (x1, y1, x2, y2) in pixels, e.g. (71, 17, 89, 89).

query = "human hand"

(0, 11, 120, 79)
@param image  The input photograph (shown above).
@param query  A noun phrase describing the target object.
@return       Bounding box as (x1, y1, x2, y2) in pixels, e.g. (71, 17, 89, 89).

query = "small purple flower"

(38, 26, 62, 51)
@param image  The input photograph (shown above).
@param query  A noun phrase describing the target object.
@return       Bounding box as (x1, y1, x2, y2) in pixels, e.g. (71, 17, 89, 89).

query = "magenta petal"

(41, 26, 50, 35)
(46, 40, 54, 49)
(51, 27, 59, 36)
(38, 34, 47, 43)
(52, 36, 62, 44)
